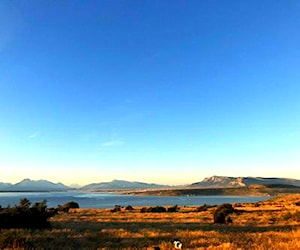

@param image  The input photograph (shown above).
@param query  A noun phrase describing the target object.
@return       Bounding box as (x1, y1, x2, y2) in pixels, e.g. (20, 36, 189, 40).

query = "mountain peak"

(11, 179, 70, 191)
(20, 178, 32, 182)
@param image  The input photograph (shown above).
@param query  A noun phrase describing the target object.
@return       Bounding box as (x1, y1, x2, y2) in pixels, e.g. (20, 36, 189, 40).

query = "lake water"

(0, 191, 270, 208)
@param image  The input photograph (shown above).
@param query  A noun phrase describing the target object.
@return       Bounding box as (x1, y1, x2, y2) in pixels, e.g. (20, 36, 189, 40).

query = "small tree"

(19, 198, 31, 209)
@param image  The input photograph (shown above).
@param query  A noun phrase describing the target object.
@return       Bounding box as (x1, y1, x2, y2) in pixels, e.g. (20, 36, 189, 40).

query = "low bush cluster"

(110, 205, 122, 212)
(110, 205, 135, 212)
(167, 205, 179, 212)
(141, 206, 167, 213)
(125, 205, 134, 211)
(140, 205, 180, 213)
(213, 203, 235, 224)
(0, 199, 79, 229)
(57, 201, 79, 213)
(0, 199, 53, 229)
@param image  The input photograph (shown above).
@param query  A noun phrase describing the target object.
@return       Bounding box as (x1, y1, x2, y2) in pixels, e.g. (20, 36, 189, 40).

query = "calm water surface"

(0, 191, 270, 208)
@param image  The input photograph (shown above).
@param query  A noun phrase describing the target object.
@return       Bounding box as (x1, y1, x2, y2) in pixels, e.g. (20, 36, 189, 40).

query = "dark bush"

(125, 205, 134, 211)
(46, 207, 58, 217)
(196, 205, 208, 212)
(226, 216, 233, 223)
(0, 199, 55, 229)
(58, 201, 80, 213)
(218, 203, 235, 213)
(213, 209, 226, 224)
(213, 203, 235, 224)
(110, 205, 122, 212)
(168, 205, 179, 212)
(140, 206, 167, 213)
(150, 206, 167, 212)
(141, 207, 150, 213)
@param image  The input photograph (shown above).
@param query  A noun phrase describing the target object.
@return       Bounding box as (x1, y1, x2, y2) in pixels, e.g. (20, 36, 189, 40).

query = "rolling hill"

(190, 176, 300, 188)
(81, 179, 169, 190)
(0, 179, 70, 191)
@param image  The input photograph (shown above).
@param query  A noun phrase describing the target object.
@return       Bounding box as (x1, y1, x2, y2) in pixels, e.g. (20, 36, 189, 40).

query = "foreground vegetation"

(0, 195, 299, 249)
(0, 199, 79, 230)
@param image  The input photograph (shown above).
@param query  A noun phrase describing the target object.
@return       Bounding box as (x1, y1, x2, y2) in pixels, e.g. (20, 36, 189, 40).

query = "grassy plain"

(0, 194, 299, 249)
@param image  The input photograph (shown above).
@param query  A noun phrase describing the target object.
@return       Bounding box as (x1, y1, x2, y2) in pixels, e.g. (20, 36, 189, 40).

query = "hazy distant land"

(1, 176, 300, 197)
(122, 184, 300, 197)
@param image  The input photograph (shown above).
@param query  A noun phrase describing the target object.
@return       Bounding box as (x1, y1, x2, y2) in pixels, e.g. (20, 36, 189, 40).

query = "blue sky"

(1, 1, 300, 185)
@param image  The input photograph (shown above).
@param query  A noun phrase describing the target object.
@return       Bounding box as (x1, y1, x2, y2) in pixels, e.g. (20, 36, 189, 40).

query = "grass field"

(0, 194, 299, 249)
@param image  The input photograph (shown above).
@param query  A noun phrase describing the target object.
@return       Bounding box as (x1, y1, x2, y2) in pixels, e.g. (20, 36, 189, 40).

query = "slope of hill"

(243, 177, 300, 186)
(0, 182, 13, 190)
(191, 176, 246, 187)
(82, 179, 169, 190)
(191, 176, 300, 188)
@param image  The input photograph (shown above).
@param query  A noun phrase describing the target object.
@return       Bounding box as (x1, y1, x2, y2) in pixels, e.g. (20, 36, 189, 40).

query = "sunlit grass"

(0, 194, 299, 249)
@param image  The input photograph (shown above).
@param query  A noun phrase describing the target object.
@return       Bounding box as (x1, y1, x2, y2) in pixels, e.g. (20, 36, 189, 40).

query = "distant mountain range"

(0, 179, 70, 191)
(0, 179, 168, 191)
(81, 179, 169, 190)
(1, 176, 299, 192)
(190, 176, 300, 188)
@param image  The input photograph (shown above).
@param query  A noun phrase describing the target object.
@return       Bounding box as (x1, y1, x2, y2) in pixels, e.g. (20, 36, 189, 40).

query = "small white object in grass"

(173, 240, 182, 249)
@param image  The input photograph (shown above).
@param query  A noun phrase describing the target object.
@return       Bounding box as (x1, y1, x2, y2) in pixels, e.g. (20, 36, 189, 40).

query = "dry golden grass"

(0, 194, 299, 249)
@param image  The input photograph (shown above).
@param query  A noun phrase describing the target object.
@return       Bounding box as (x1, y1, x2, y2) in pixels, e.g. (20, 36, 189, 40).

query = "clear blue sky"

(1, 1, 300, 185)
